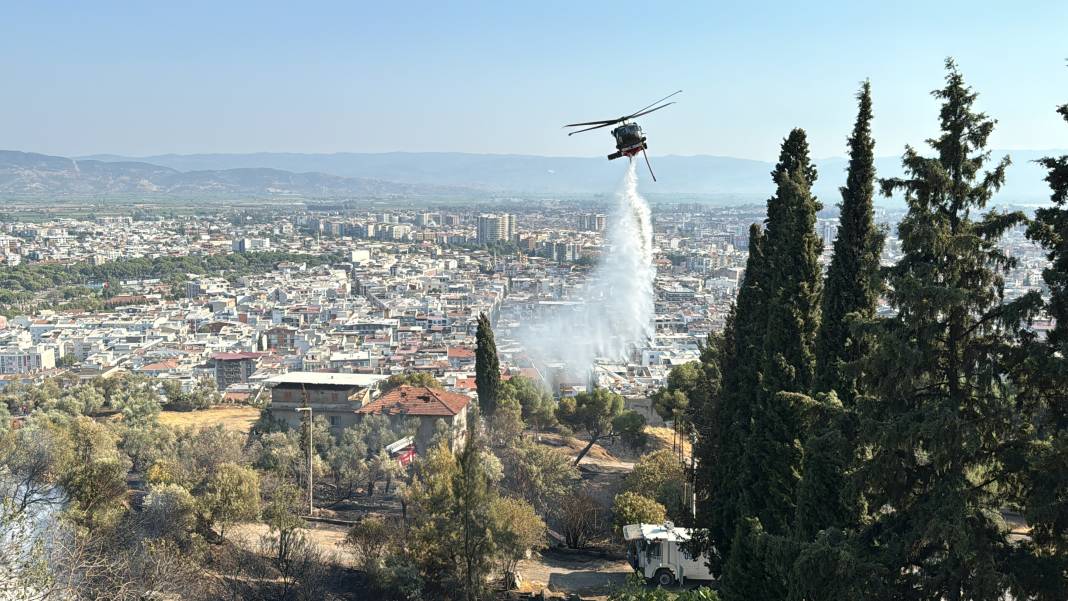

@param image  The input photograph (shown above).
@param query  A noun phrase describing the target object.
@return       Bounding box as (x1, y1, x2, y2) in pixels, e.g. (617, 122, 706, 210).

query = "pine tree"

(855, 58, 1032, 600)
(1019, 88, 1068, 601)
(475, 312, 500, 416)
(815, 80, 884, 406)
(1030, 102, 1068, 351)
(746, 128, 823, 536)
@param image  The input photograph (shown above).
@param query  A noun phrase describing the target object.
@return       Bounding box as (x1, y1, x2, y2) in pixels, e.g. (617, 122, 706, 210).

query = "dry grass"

(646, 425, 692, 456)
(158, 405, 260, 433)
(228, 521, 355, 567)
(537, 432, 617, 463)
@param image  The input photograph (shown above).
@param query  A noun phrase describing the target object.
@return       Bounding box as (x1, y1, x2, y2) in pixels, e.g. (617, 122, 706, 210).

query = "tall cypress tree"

(746, 128, 823, 537)
(791, 392, 854, 541)
(815, 80, 884, 406)
(696, 224, 769, 563)
(720, 518, 775, 601)
(475, 312, 500, 416)
(762, 128, 822, 398)
(855, 59, 1032, 600)
(791, 82, 883, 545)
(687, 326, 726, 508)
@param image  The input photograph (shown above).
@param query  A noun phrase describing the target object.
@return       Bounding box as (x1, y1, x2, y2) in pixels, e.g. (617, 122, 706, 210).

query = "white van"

(623, 522, 715, 587)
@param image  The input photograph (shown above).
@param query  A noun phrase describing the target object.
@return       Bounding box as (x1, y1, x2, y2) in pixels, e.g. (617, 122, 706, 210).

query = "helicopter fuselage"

(608, 122, 647, 160)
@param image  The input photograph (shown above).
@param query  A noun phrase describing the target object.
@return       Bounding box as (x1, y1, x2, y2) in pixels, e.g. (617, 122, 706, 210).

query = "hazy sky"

(3, 1, 1066, 161)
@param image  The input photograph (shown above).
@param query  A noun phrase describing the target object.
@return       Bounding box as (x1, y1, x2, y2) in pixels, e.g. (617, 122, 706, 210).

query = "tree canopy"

(556, 387, 625, 466)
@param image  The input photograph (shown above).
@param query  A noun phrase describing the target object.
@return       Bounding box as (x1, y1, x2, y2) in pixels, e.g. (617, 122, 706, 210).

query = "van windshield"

(646, 541, 662, 560)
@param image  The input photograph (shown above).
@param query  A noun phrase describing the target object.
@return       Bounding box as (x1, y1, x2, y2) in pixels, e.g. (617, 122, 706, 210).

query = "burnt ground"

(224, 429, 677, 599)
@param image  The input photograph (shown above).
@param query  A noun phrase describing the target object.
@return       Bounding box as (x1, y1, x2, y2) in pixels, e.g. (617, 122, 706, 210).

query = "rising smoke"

(518, 159, 656, 375)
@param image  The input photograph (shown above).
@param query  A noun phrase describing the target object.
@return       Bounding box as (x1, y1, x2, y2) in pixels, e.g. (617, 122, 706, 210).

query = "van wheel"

(654, 569, 675, 587)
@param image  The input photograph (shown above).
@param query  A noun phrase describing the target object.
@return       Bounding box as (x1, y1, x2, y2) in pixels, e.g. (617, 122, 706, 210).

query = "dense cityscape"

(0, 202, 1052, 396)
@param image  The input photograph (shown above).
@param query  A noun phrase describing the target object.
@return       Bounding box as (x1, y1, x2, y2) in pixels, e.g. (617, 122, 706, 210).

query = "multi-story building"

(477, 214, 515, 244)
(660, 285, 696, 302)
(0, 344, 56, 374)
(264, 326, 297, 352)
(552, 242, 579, 263)
(211, 351, 262, 390)
(577, 214, 606, 231)
(266, 372, 387, 431)
(232, 238, 271, 252)
(376, 224, 412, 241)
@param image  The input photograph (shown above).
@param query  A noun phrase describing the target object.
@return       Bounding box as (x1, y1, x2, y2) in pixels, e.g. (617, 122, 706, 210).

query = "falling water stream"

(519, 158, 656, 375)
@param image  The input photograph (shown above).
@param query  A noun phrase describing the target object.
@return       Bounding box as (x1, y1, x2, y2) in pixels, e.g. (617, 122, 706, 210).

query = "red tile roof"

(357, 385, 469, 417)
(448, 347, 475, 359)
(138, 359, 179, 371)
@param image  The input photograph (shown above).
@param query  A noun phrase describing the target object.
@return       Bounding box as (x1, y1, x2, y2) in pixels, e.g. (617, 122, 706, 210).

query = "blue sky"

(3, 1, 1066, 160)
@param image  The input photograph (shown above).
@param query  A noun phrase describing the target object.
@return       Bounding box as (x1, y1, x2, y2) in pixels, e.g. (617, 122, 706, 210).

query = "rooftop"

(357, 385, 469, 417)
(211, 351, 263, 361)
(267, 372, 388, 388)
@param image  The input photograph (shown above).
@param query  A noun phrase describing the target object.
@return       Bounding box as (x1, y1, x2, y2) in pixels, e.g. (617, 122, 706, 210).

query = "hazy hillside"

(83, 150, 1063, 204)
(0, 150, 474, 198)
(5, 148, 1059, 203)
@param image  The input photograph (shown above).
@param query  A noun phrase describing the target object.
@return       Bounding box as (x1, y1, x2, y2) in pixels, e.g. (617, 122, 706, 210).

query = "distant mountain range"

(2, 148, 1062, 204)
(0, 150, 474, 199)
(77, 150, 1067, 204)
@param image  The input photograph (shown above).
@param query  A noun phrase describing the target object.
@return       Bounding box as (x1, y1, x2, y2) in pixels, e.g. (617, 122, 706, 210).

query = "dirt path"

(518, 550, 632, 600)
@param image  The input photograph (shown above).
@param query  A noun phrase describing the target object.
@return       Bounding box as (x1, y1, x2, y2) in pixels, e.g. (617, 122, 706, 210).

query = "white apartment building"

(477, 214, 516, 244)
(0, 343, 56, 374)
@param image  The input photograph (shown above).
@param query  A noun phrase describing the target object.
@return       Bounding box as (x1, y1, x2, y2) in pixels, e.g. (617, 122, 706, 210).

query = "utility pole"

(296, 405, 313, 516)
(689, 430, 698, 520)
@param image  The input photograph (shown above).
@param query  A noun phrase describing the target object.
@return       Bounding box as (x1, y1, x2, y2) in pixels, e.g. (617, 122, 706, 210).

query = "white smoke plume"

(517, 159, 656, 376)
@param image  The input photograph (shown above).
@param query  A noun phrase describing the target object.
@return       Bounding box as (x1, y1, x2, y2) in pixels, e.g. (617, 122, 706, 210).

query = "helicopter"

(564, 90, 681, 181)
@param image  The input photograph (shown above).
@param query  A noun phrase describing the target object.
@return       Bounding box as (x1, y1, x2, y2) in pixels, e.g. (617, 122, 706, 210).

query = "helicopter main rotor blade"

(627, 90, 682, 119)
(564, 118, 623, 128)
(628, 102, 675, 120)
(567, 122, 616, 136)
